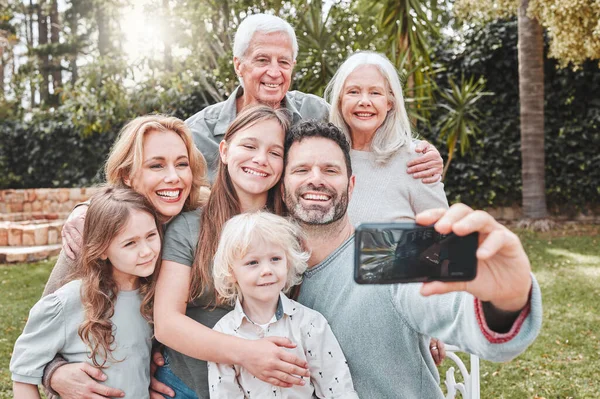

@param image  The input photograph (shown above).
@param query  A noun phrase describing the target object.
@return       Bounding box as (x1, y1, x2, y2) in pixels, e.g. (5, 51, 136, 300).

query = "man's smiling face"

(234, 31, 295, 108)
(283, 137, 354, 225)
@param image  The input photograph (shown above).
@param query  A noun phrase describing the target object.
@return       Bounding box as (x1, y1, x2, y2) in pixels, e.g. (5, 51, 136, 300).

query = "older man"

(187, 13, 443, 182)
(282, 121, 542, 398)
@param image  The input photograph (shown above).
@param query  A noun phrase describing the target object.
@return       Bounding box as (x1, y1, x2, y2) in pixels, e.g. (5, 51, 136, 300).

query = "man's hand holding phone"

(415, 204, 532, 313)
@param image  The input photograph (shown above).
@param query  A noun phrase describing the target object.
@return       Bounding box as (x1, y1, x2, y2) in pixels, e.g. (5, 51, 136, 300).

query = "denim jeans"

(155, 352, 198, 399)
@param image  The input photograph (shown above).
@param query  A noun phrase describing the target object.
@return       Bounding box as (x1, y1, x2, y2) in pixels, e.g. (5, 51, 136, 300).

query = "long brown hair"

(74, 187, 162, 368)
(189, 105, 290, 302)
(105, 114, 210, 213)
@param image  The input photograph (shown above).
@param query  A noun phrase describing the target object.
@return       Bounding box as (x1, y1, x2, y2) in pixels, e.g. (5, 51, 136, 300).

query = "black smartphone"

(354, 223, 479, 284)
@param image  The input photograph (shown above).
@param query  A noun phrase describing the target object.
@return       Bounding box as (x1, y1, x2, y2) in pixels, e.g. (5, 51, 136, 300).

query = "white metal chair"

(443, 345, 480, 399)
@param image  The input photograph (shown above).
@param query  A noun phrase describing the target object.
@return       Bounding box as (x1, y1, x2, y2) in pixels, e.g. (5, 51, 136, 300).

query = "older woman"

(326, 51, 449, 224)
(41, 115, 210, 399)
(325, 51, 450, 365)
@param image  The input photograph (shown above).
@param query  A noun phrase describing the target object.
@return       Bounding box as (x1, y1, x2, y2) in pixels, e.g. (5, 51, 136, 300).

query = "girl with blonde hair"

(11, 187, 162, 399)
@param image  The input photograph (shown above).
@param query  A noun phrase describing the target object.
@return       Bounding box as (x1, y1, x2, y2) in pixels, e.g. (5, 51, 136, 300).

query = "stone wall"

(0, 187, 99, 216)
(0, 188, 99, 249)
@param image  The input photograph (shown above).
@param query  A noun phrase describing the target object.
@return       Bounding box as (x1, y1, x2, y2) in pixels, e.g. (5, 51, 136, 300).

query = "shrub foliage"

(424, 19, 600, 211)
(1, 19, 598, 213)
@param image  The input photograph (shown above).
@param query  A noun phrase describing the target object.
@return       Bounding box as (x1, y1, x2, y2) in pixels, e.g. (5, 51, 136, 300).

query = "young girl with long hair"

(11, 187, 162, 399)
(208, 211, 358, 399)
(154, 105, 311, 399)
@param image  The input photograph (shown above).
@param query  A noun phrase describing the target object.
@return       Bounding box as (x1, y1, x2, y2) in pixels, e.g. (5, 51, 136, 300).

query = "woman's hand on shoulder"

(239, 336, 310, 388)
(407, 141, 443, 184)
(61, 205, 88, 260)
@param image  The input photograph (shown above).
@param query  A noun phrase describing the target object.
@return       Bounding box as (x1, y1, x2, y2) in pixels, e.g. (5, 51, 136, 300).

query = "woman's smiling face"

(341, 64, 392, 138)
(219, 119, 285, 201)
(127, 129, 193, 222)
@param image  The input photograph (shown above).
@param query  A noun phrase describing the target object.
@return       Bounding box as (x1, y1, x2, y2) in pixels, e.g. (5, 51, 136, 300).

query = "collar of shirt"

(214, 86, 303, 138)
(232, 292, 300, 329)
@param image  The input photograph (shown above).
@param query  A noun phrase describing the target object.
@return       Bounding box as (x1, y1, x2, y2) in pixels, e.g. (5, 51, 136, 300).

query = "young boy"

(208, 211, 358, 399)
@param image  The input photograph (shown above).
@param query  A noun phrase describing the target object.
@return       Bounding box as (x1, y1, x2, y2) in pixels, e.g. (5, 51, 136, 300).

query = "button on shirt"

(207, 292, 358, 399)
(185, 86, 330, 182)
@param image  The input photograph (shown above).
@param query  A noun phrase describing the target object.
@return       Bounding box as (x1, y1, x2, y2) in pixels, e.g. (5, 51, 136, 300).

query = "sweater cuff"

(474, 288, 532, 344)
(42, 355, 68, 397)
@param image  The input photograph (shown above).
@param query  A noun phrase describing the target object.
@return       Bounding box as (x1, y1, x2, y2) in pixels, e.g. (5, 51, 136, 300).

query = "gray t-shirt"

(297, 236, 543, 398)
(11, 280, 152, 398)
(161, 208, 232, 398)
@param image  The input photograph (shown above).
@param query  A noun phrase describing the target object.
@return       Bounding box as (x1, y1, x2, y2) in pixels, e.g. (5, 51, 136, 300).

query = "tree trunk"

(162, 0, 173, 71)
(67, 0, 79, 84)
(37, 0, 50, 104)
(0, 32, 5, 96)
(518, 0, 547, 219)
(96, 3, 109, 57)
(50, 0, 62, 91)
(27, 0, 36, 107)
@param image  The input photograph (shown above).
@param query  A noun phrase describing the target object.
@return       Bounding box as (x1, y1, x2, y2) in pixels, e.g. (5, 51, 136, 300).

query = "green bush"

(0, 71, 214, 189)
(423, 19, 600, 211)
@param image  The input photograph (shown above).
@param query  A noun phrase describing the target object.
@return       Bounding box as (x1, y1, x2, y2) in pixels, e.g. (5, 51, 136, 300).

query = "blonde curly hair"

(212, 211, 310, 306)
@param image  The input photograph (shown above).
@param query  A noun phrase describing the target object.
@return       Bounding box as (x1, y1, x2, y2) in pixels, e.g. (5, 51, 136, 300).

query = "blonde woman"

(42, 114, 209, 399)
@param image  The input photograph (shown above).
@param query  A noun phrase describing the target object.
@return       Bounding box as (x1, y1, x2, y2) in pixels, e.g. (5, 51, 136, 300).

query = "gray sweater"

(11, 280, 152, 398)
(297, 236, 543, 399)
(348, 146, 449, 225)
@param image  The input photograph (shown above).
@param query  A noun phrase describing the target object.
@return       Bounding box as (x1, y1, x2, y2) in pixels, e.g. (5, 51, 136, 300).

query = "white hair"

(325, 51, 414, 164)
(212, 211, 310, 306)
(234, 13, 298, 61)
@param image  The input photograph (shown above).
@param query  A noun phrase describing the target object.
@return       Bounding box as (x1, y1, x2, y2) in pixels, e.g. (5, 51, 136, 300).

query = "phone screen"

(354, 223, 478, 284)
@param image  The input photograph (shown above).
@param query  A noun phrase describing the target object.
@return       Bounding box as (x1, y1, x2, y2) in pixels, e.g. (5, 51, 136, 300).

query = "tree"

(454, 0, 600, 221)
(517, 0, 546, 219)
(365, 0, 444, 117)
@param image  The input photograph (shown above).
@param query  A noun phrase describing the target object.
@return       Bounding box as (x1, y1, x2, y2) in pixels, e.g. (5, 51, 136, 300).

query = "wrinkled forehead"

(246, 31, 294, 57)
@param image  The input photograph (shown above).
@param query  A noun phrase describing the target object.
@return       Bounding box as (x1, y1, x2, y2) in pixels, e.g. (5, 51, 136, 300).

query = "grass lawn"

(0, 225, 599, 398)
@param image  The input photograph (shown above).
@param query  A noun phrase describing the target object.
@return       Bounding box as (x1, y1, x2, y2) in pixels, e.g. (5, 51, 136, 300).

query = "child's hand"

(240, 337, 310, 387)
(149, 350, 174, 398)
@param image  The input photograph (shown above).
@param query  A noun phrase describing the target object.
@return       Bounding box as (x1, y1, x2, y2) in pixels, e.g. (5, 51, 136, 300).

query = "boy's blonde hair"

(212, 211, 310, 306)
